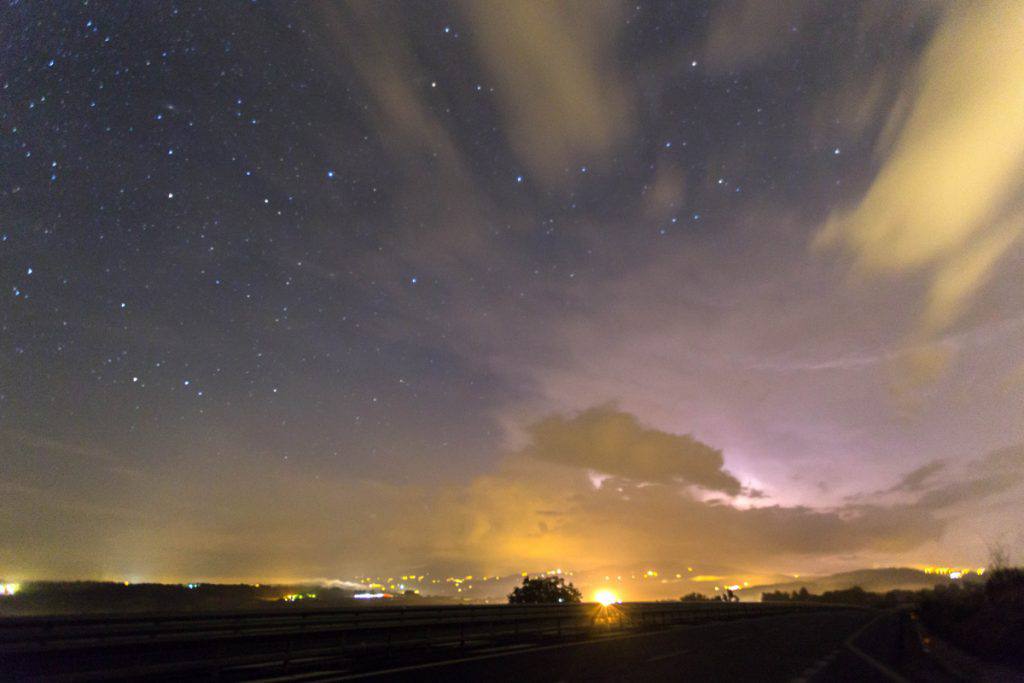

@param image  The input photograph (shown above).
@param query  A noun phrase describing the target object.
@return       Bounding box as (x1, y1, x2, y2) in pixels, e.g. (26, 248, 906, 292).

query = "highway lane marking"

(645, 648, 690, 662)
(326, 627, 691, 680)
(470, 643, 535, 655)
(791, 648, 837, 683)
(305, 612, 837, 681)
(842, 612, 909, 683)
(641, 634, 743, 665)
(256, 669, 353, 682)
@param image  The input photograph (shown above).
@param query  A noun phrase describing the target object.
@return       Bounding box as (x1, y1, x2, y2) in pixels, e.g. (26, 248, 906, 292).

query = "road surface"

(315, 609, 908, 682)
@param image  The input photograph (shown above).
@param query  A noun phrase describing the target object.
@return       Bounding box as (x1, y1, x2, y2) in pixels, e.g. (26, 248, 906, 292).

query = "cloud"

(411, 419, 1022, 581)
(457, 0, 632, 186)
(890, 460, 946, 493)
(702, 0, 815, 72)
(521, 406, 742, 494)
(311, 2, 632, 193)
(6, 413, 1021, 591)
(914, 444, 1024, 509)
(816, 1, 1024, 356)
(849, 444, 1024, 507)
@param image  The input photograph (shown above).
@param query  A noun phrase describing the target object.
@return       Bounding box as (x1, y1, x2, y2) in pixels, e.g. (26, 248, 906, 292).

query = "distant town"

(0, 565, 986, 616)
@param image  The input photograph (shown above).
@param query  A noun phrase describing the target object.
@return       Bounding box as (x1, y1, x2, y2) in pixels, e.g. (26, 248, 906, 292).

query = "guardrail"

(0, 601, 852, 680)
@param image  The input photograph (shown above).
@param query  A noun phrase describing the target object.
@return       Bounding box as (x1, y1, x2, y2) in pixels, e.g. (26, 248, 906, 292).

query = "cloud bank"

(523, 406, 741, 494)
(4, 412, 1021, 592)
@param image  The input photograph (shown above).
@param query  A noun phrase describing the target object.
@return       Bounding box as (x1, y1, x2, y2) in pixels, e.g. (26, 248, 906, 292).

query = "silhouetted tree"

(761, 590, 787, 602)
(985, 567, 1024, 607)
(680, 592, 710, 602)
(507, 576, 582, 604)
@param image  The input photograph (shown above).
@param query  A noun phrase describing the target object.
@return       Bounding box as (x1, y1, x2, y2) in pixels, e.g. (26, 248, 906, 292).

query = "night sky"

(3, 1, 1023, 595)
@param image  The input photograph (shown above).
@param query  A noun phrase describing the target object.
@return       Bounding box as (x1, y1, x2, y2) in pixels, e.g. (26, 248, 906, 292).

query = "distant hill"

(0, 581, 456, 617)
(748, 567, 979, 599)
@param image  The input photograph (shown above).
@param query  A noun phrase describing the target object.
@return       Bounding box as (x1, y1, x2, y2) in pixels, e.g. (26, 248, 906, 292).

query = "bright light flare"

(594, 589, 620, 606)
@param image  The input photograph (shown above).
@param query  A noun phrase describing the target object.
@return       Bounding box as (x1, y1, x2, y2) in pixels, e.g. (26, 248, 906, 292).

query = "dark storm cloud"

(522, 406, 741, 494)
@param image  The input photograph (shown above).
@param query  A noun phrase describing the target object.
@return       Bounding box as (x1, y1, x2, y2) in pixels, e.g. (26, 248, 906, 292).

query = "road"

(5, 605, 933, 681)
(322, 610, 905, 682)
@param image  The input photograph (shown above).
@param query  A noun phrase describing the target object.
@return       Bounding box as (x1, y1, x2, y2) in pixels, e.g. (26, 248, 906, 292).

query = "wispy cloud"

(816, 1, 1024, 382)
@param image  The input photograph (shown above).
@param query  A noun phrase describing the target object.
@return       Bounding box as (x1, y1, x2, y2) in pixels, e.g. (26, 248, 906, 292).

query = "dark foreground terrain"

(1, 601, 980, 682)
(350, 610, 903, 682)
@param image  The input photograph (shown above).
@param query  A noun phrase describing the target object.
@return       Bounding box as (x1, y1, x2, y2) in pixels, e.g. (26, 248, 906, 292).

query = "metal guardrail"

(0, 601, 851, 680)
(0, 601, 832, 648)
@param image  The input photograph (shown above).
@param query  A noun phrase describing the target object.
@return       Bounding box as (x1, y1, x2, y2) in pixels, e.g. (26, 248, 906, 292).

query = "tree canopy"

(507, 576, 582, 604)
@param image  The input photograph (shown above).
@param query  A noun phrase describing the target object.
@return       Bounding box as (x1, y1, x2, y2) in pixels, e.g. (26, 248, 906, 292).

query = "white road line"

(315, 612, 833, 681)
(326, 628, 670, 680)
(645, 648, 690, 663)
(843, 612, 910, 683)
(789, 633, 853, 682)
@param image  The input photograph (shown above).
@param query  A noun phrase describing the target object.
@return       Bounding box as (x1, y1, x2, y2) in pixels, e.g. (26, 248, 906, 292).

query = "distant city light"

(282, 592, 317, 602)
(0, 582, 19, 596)
(353, 592, 390, 599)
(921, 566, 985, 576)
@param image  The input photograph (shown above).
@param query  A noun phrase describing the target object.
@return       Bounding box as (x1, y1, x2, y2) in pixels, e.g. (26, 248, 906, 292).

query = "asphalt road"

(334, 609, 902, 682)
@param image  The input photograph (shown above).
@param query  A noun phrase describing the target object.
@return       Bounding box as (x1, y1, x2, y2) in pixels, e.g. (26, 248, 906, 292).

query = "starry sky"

(2, 1, 1024, 593)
